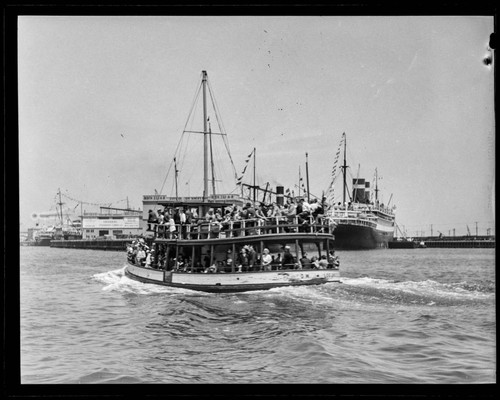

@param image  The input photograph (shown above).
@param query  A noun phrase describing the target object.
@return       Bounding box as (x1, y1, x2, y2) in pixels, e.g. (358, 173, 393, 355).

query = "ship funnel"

(352, 178, 365, 202)
(364, 181, 370, 203)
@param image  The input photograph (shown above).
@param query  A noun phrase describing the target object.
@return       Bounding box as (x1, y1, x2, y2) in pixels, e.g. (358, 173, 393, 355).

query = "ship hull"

(333, 223, 393, 250)
(21, 238, 52, 246)
(125, 262, 340, 293)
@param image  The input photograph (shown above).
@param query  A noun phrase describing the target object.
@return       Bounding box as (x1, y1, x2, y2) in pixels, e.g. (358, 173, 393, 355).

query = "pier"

(389, 235, 495, 249)
(50, 239, 130, 251)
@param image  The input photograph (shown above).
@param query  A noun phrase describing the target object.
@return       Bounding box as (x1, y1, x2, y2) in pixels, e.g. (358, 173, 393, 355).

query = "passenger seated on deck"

(299, 253, 312, 269)
(310, 256, 320, 269)
(204, 262, 218, 274)
(175, 255, 184, 272)
(224, 256, 233, 273)
(317, 255, 328, 269)
(328, 250, 340, 269)
(281, 246, 295, 269)
(194, 260, 204, 273)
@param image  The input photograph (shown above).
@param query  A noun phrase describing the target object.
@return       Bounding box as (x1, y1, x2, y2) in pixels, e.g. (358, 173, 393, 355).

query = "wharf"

(389, 236, 495, 249)
(50, 239, 130, 251)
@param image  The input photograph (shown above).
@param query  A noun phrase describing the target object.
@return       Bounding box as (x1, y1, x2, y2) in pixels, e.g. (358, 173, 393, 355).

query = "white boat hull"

(125, 263, 341, 293)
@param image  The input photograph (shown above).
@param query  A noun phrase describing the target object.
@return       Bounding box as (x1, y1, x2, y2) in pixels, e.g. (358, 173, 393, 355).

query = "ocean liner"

(325, 133, 395, 249)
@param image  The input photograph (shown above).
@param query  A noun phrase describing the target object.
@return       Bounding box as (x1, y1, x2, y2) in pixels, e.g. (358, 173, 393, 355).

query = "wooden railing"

(151, 216, 335, 240)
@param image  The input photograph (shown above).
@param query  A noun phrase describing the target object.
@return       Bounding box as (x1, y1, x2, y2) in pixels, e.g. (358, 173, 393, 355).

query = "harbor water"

(20, 246, 495, 384)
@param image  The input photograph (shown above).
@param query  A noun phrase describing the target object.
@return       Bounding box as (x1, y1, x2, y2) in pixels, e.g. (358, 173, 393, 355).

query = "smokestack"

(276, 186, 284, 206)
(364, 181, 370, 203)
(352, 178, 365, 202)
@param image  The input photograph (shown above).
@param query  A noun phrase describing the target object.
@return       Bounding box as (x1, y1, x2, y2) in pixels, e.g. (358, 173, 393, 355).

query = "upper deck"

(149, 215, 335, 243)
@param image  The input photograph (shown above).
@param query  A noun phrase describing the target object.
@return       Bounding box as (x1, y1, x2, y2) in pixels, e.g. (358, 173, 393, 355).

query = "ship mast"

(174, 157, 179, 201)
(253, 147, 256, 204)
(209, 123, 217, 199)
(341, 133, 348, 205)
(57, 188, 64, 226)
(202, 70, 209, 202)
(305, 152, 310, 203)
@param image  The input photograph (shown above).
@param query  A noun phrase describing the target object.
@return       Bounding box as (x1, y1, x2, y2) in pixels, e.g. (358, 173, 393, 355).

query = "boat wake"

(337, 276, 494, 307)
(91, 267, 211, 296)
(92, 267, 493, 308)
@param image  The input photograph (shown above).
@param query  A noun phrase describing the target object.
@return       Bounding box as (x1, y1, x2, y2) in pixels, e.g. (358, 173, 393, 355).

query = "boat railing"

(152, 216, 335, 240)
(332, 204, 394, 217)
(332, 216, 377, 229)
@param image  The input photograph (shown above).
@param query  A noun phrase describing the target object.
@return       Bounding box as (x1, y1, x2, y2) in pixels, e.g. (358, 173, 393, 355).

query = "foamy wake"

(91, 266, 207, 296)
(340, 276, 493, 300)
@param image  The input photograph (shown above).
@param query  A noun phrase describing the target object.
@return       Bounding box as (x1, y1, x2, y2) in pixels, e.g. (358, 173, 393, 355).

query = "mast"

(298, 166, 302, 198)
(374, 167, 379, 203)
(174, 157, 179, 201)
(341, 133, 348, 205)
(202, 71, 209, 202)
(209, 123, 216, 199)
(57, 188, 64, 226)
(253, 147, 256, 204)
(305, 152, 310, 203)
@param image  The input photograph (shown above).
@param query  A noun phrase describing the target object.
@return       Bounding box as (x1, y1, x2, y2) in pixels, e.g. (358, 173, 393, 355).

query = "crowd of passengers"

(127, 240, 340, 273)
(146, 197, 330, 239)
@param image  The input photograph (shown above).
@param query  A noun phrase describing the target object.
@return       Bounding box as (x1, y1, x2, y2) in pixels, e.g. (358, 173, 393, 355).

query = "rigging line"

(178, 91, 202, 174)
(181, 93, 202, 168)
(182, 74, 203, 134)
(159, 76, 204, 196)
(207, 79, 238, 181)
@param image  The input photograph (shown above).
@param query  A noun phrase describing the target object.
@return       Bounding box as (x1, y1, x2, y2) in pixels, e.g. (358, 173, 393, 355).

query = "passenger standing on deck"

(236, 247, 249, 272)
(136, 246, 146, 266)
(309, 199, 319, 216)
(261, 248, 272, 271)
(167, 213, 176, 238)
(256, 203, 268, 233)
(179, 208, 187, 239)
(205, 208, 215, 222)
(145, 250, 152, 268)
(147, 210, 158, 231)
(246, 245, 256, 271)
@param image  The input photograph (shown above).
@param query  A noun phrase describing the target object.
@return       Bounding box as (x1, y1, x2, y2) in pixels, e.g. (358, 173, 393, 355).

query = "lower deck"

(125, 262, 340, 293)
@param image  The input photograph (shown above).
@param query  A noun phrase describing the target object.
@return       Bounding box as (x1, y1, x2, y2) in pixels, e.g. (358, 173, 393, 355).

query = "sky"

(18, 15, 495, 237)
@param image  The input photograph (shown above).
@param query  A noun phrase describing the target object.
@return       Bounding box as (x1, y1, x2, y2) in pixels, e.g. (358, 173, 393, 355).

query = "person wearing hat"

(261, 248, 272, 271)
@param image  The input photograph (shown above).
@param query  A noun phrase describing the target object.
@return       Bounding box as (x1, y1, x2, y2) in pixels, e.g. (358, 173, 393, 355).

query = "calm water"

(20, 246, 495, 384)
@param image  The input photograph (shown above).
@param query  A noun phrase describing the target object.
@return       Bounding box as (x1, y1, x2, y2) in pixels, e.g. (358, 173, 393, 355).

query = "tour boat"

(124, 71, 341, 293)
